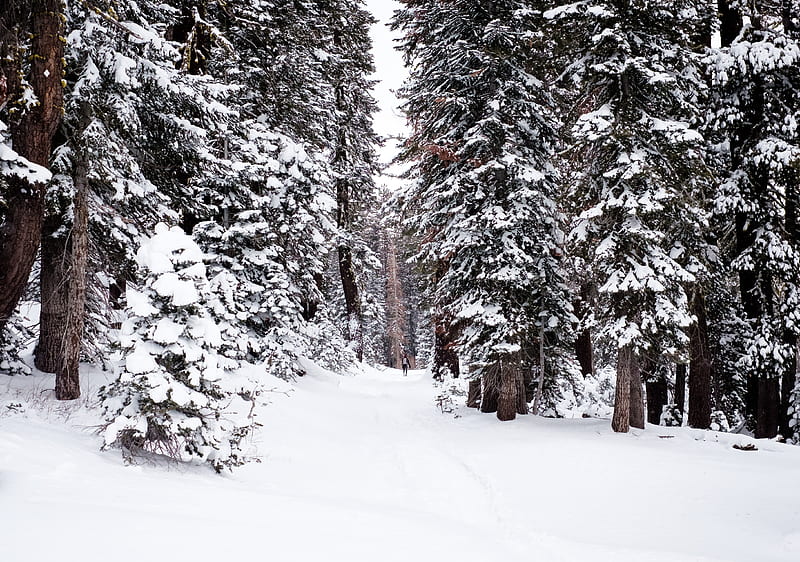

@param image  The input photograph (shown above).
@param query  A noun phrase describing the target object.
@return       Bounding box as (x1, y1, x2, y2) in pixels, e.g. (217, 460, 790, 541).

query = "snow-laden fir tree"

(548, 0, 710, 432)
(33, 1, 238, 385)
(193, 129, 341, 379)
(101, 224, 255, 471)
(394, 1, 574, 420)
(707, 3, 800, 438)
(186, 0, 370, 376)
(318, 0, 381, 362)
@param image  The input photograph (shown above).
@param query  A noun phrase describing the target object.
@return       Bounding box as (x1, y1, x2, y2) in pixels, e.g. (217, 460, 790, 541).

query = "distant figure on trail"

(401, 353, 410, 376)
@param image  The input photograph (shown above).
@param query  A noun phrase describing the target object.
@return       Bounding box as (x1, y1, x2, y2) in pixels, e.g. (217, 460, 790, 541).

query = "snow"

(2, 363, 800, 562)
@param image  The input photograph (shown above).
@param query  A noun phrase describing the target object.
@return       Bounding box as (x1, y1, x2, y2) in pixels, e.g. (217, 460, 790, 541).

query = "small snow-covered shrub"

(661, 405, 682, 427)
(100, 224, 256, 472)
(434, 373, 465, 416)
(710, 410, 731, 433)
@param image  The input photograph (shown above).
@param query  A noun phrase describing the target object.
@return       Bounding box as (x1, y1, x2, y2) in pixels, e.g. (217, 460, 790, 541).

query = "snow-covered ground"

(2, 363, 799, 562)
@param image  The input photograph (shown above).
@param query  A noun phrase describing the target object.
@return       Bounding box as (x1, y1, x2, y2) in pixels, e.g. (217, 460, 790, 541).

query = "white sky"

(365, 0, 408, 166)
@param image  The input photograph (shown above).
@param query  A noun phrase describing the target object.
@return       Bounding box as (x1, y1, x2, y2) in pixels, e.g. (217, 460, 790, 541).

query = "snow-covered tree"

(707, 3, 800, 438)
(33, 1, 238, 385)
(101, 224, 255, 471)
(320, 0, 380, 361)
(548, 0, 710, 432)
(394, 1, 574, 420)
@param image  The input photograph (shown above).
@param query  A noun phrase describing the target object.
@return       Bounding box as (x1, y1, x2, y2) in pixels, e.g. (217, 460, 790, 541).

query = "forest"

(1, 0, 800, 475)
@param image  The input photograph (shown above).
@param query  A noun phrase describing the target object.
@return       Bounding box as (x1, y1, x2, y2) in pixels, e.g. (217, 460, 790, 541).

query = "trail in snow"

(3, 364, 799, 562)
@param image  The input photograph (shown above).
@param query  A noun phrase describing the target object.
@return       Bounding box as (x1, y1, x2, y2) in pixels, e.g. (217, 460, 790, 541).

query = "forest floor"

(2, 362, 800, 562)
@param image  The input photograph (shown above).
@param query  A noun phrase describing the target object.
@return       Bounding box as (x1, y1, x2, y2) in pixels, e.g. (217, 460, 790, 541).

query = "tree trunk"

(433, 319, 459, 380)
(573, 287, 594, 377)
(497, 360, 518, 422)
(629, 359, 645, 429)
(756, 377, 781, 438)
(386, 237, 409, 368)
(515, 369, 528, 415)
(612, 346, 633, 433)
(719, 0, 743, 48)
(574, 328, 594, 378)
(646, 378, 668, 426)
(688, 287, 712, 429)
(480, 371, 499, 413)
(467, 378, 481, 408)
(53, 129, 89, 400)
(0, 1, 64, 331)
(522, 367, 534, 402)
(675, 363, 687, 419)
(338, 244, 363, 361)
(36, 219, 69, 373)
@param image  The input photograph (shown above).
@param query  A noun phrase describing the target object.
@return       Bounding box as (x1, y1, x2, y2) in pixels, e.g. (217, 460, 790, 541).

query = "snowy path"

(2, 366, 800, 561)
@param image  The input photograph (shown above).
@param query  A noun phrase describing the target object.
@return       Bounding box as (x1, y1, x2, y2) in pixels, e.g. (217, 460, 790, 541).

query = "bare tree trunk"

(756, 377, 781, 438)
(0, 1, 64, 331)
(338, 244, 363, 361)
(36, 222, 69, 373)
(646, 378, 668, 426)
(574, 328, 594, 378)
(675, 363, 687, 419)
(630, 359, 645, 429)
(53, 129, 89, 400)
(612, 346, 633, 433)
(515, 368, 528, 415)
(688, 287, 712, 429)
(467, 378, 481, 408)
(433, 318, 459, 380)
(480, 371, 499, 413)
(573, 287, 594, 377)
(497, 360, 518, 422)
(532, 326, 546, 415)
(522, 367, 534, 402)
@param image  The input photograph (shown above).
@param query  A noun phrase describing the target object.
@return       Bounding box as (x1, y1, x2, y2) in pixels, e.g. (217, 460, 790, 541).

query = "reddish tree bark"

(0, 1, 65, 331)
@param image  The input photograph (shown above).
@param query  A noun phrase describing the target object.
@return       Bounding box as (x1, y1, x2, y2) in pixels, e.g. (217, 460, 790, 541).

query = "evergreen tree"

(549, 0, 710, 432)
(394, 0, 573, 420)
(100, 224, 254, 471)
(321, 0, 380, 362)
(33, 1, 236, 394)
(708, 1, 800, 438)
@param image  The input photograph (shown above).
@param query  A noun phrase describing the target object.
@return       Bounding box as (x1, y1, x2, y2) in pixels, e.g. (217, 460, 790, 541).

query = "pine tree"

(321, 0, 380, 362)
(100, 224, 254, 471)
(708, 1, 800, 438)
(549, 0, 710, 432)
(33, 1, 236, 394)
(394, 1, 573, 420)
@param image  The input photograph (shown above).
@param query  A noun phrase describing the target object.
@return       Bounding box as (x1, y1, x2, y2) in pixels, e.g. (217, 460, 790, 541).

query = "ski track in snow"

(2, 364, 800, 562)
